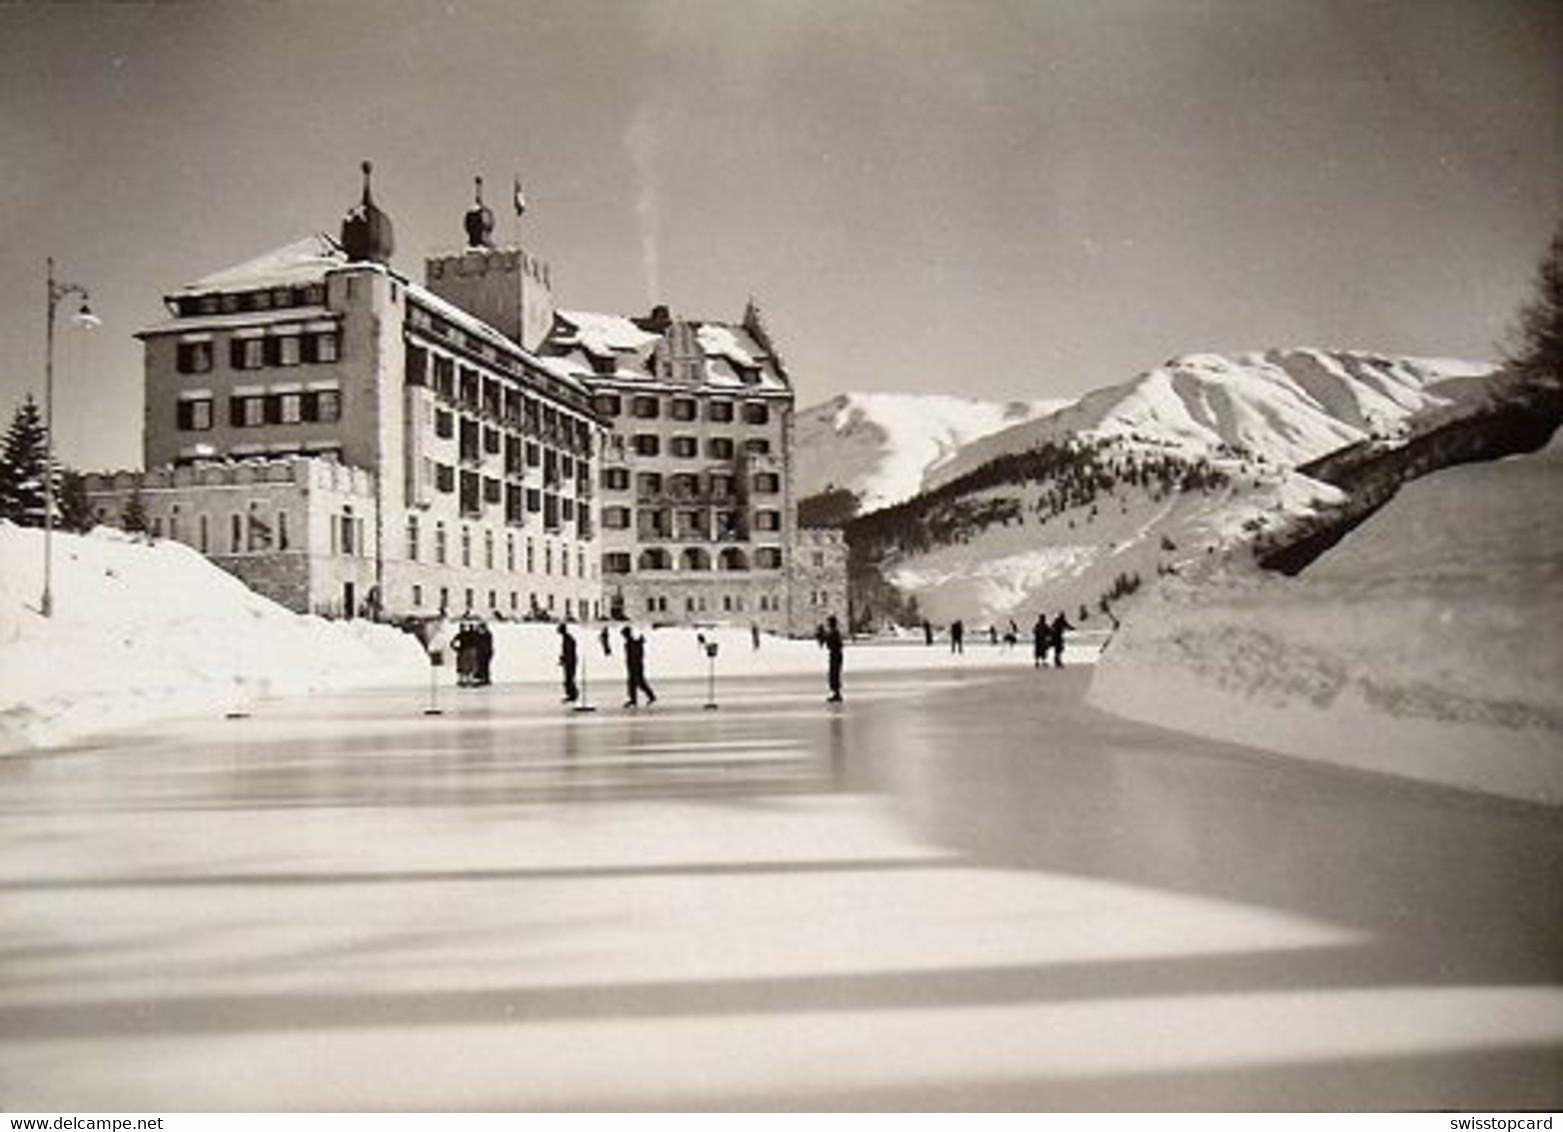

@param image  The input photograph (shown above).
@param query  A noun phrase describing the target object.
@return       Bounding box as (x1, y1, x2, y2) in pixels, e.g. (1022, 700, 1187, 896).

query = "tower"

(424, 174, 555, 352)
(340, 161, 395, 265)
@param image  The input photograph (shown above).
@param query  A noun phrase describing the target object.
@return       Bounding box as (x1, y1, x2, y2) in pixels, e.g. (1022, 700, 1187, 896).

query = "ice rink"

(2, 660, 1560, 1110)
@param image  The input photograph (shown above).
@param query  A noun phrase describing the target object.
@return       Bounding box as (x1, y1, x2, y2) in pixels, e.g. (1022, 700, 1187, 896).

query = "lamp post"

(43, 257, 100, 618)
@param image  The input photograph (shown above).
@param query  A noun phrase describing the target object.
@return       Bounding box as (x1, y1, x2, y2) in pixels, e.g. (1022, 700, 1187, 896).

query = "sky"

(1, 0, 1558, 471)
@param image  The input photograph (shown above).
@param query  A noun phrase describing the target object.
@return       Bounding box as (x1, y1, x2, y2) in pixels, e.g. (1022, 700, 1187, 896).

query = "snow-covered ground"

(0, 526, 428, 753)
(1088, 427, 1563, 804)
(0, 523, 1101, 754)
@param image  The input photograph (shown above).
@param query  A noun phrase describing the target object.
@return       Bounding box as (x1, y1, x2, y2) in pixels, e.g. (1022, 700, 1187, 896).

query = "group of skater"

(923, 612, 1075, 668)
(556, 622, 657, 708)
(427, 603, 1072, 713)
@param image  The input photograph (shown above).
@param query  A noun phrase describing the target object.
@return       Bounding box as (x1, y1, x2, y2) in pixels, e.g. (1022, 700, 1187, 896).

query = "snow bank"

(0, 525, 426, 753)
(1088, 432, 1563, 804)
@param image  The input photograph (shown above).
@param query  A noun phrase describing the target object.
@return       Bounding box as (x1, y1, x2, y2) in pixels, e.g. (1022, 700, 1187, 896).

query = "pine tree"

(0, 395, 53, 527)
(1507, 224, 1563, 382)
(121, 488, 149, 535)
(57, 470, 96, 534)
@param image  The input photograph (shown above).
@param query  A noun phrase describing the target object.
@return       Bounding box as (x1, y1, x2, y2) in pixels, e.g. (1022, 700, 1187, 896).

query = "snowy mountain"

(794, 392, 1071, 514)
(1088, 421, 1563, 804)
(928, 350, 1495, 489)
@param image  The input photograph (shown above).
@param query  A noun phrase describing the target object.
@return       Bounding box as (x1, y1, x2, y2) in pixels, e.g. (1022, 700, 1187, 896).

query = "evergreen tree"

(57, 470, 96, 534)
(0, 395, 52, 527)
(1507, 224, 1563, 382)
(121, 488, 149, 535)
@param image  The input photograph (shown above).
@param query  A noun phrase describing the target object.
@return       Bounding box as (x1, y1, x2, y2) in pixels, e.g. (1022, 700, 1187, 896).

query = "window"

(506, 534, 516, 572)
(756, 547, 783, 569)
(604, 551, 632, 575)
(247, 503, 273, 552)
(229, 513, 243, 553)
(755, 509, 781, 532)
(670, 398, 697, 421)
(603, 467, 630, 491)
(199, 514, 210, 553)
(708, 400, 733, 423)
(707, 437, 735, 460)
(406, 514, 420, 561)
(304, 390, 341, 422)
(632, 395, 660, 420)
(435, 409, 454, 439)
(744, 438, 771, 456)
(279, 393, 302, 424)
(413, 584, 423, 608)
(230, 395, 266, 428)
(177, 341, 213, 374)
(753, 472, 780, 494)
(603, 506, 630, 529)
(633, 433, 660, 457)
(312, 332, 340, 363)
(593, 393, 622, 417)
(461, 525, 472, 567)
(636, 472, 663, 497)
(670, 435, 698, 459)
(434, 521, 447, 565)
(277, 510, 290, 550)
(230, 338, 265, 370)
(276, 336, 302, 367)
(743, 402, 770, 425)
(176, 398, 213, 431)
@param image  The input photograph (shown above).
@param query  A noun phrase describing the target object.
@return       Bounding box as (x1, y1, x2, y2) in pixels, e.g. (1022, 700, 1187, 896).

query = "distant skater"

(950, 619, 964, 655)
(752, 622, 762, 651)
(923, 619, 934, 647)
(1050, 611, 1075, 668)
(621, 626, 657, 707)
(557, 623, 579, 703)
(1032, 614, 1052, 669)
(823, 614, 845, 703)
(474, 621, 493, 686)
(599, 624, 612, 657)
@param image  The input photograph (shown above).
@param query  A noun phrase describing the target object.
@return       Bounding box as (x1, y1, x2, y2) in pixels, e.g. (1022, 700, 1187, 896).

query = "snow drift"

(1088, 427, 1563, 805)
(0, 525, 427, 753)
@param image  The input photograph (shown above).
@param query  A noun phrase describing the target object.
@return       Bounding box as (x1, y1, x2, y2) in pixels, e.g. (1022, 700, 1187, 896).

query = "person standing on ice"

(950, 619, 965, 655)
(474, 620, 494, 687)
(621, 626, 657, 707)
(557, 623, 579, 703)
(1050, 611, 1075, 668)
(923, 619, 934, 646)
(1033, 614, 1052, 668)
(823, 615, 845, 703)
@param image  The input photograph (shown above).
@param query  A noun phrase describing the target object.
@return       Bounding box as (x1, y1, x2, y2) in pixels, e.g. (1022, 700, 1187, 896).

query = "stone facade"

(788, 527, 850, 635)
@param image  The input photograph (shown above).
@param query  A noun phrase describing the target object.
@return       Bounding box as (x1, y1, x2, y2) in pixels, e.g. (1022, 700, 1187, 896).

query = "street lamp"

(43, 257, 99, 618)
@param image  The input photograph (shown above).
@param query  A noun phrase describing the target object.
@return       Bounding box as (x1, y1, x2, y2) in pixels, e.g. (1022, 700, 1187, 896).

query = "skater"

(923, 619, 934, 647)
(599, 624, 612, 657)
(1050, 610, 1075, 668)
(751, 622, 761, 651)
(621, 626, 657, 707)
(557, 623, 579, 703)
(474, 620, 494, 686)
(989, 625, 998, 646)
(1032, 614, 1052, 668)
(950, 619, 964, 655)
(1007, 619, 1020, 651)
(823, 614, 845, 703)
(453, 619, 476, 686)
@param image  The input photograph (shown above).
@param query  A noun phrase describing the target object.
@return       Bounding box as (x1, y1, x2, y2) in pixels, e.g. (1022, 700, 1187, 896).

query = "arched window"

(718, 547, 749, 572)
(681, 547, 711, 571)
(638, 547, 671, 571)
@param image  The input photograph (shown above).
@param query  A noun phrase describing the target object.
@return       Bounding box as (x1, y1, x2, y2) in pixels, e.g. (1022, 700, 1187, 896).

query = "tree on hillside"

(1507, 224, 1563, 382)
(0, 395, 52, 527)
(120, 488, 149, 536)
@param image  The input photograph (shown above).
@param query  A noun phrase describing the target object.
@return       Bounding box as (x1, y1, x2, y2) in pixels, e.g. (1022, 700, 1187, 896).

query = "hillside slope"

(1088, 425, 1563, 804)
(930, 350, 1493, 489)
(795, 392, 1070, 513)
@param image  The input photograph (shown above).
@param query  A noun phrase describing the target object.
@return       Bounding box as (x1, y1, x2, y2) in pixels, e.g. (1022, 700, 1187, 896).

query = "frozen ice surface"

(1, 667, 1558, 1110)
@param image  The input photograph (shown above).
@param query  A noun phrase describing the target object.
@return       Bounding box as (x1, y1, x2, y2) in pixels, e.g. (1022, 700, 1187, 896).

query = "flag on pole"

(513, 176, 527, 217)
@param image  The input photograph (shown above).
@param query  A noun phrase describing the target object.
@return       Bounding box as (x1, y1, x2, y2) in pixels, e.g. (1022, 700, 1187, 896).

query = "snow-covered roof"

(180, 234, 346, 293)
(555, 310, 662, 357)
(548, 308, 791, 396)
(139, 306, 339, 338)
